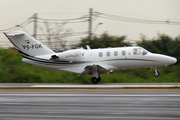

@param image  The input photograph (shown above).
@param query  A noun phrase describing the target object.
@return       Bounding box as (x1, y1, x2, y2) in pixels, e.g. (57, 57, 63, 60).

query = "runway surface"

(0, 91, 180, 120)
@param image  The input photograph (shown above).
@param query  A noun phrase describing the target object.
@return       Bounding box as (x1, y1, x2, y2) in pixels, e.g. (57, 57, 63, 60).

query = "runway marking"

(31, 84, 180, 88)
(0, 84, 180, 89)
(110, 113, 127, 115)
(0, 93, 180, 97)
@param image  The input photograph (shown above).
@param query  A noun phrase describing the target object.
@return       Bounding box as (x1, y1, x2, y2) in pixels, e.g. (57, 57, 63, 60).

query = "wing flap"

(78, 64, 111, 77)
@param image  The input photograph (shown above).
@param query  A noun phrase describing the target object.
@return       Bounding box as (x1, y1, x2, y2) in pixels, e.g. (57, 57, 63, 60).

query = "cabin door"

(81, 49, 85, 59)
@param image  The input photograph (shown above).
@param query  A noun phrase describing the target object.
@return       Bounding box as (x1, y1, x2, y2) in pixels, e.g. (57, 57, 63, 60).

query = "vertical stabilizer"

(4, 31, 55, 56)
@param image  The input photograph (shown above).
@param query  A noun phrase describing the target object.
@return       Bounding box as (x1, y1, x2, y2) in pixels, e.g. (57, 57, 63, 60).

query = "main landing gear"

(151, 67, 160, 77)
(91, 65, 101, 84)
(91, 77, 101, 84)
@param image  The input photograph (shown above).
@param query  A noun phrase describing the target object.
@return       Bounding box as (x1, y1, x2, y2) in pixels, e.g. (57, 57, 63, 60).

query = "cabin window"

(133, 48, 141, 55)
(122, 51, 126, 56)
(106, 52, 110, 57)
(114, 51, 118, 56)
(99, 52, 103, 57)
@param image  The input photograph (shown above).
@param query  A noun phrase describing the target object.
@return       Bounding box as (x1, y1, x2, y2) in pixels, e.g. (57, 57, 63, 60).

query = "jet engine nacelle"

(57, 49, 84, 61)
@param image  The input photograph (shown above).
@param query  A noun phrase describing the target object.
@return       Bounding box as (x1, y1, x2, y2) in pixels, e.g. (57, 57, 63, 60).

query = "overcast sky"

(0, 0, 180, 47)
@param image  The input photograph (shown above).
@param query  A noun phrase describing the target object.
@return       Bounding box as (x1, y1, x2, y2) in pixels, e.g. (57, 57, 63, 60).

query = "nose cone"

(153, 54, 177, 66)
(162, 55, 177, 66)
(169, 57, 177, 65)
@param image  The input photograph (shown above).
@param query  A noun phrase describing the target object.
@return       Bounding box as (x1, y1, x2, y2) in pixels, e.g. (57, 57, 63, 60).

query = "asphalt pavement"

(0, 91, 179, 120)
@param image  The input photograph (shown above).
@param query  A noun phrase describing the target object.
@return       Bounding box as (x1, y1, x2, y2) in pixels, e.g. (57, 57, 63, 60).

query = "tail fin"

(4, 31, 55, 56)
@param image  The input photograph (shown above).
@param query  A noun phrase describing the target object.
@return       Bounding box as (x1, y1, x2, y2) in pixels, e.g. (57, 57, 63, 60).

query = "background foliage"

(78, 32, 130, 49)
(0, 33, 179, 83)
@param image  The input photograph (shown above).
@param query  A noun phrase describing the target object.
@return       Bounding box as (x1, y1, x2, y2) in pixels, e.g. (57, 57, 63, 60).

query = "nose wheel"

(154, 71, 160, 77)
(151, 67, 160, 77)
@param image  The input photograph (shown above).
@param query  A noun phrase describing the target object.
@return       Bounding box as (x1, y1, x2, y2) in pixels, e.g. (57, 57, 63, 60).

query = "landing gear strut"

(91, 65, 101, 84)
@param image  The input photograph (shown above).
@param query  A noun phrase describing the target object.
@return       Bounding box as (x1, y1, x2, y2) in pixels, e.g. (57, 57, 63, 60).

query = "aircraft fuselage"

(22, 46, 177, 74)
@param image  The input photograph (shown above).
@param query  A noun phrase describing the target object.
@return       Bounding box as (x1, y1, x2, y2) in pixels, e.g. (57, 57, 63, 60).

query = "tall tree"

(38, 21, 72, 51)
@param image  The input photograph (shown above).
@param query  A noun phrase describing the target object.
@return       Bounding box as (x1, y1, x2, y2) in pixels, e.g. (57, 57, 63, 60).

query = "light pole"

(93, 23, 103, 33)
(93, 23, 103, 38)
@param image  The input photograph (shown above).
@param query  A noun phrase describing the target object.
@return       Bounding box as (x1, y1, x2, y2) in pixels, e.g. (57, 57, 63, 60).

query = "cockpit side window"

(138, 48, 148, 55)
(133, 48, 140, 55)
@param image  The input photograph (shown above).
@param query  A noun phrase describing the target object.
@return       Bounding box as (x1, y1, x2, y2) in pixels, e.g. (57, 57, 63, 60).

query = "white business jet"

(4, 31, 177, 84)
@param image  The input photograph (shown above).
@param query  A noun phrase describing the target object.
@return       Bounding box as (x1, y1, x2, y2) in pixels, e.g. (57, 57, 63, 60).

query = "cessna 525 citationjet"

(4, 31, 177, 84)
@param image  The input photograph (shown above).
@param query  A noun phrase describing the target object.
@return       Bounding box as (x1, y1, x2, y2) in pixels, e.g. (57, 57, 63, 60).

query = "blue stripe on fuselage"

(18, 50, 89, 65)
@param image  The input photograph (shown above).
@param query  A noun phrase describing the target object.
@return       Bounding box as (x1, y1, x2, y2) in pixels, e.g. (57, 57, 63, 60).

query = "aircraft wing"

(78, 64, 111, 77)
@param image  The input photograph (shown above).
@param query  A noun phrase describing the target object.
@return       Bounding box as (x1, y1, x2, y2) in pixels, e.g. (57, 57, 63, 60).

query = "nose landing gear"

(151, 67, 160, 77)
(154, 71, 160, 77)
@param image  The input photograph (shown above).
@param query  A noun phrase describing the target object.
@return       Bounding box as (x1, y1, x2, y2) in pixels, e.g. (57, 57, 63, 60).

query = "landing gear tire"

(91, 77, 99, 84)
(98, 77, 101, 82)
(154, 71, 160, 77)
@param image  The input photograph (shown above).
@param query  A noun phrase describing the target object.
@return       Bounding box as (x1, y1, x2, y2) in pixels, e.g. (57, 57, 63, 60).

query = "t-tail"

(4, 31, 55, 57)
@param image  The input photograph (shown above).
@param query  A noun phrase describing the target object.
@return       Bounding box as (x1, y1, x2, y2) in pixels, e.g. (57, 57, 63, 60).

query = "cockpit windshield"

(133, 48, 148, 55)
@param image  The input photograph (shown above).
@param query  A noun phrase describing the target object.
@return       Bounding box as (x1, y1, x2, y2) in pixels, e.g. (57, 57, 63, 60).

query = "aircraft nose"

(170, 57, 177, 64)
(155, 54, 177, 66)
(164, 56, 177, 65)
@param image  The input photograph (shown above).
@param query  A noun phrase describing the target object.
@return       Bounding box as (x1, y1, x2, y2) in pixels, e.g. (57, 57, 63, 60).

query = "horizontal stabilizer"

(4, 31, 24, 36)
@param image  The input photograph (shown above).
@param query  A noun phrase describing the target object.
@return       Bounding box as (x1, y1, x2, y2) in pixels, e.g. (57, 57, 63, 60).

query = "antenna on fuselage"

(86, 45, 91, 50)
